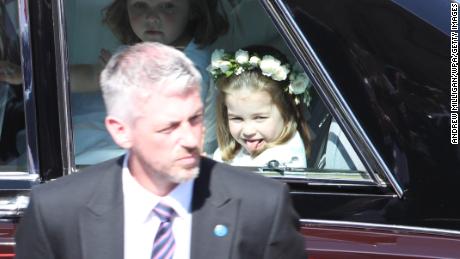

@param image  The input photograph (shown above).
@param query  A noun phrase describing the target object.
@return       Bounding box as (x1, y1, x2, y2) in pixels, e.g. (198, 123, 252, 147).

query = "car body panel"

(0, 222, 16, 259)
(302, 223, 460, 258)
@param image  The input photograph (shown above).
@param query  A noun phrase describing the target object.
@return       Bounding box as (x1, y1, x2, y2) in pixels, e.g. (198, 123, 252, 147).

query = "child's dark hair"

(102, 0, 228, 47)
(215, 45, 311, 161)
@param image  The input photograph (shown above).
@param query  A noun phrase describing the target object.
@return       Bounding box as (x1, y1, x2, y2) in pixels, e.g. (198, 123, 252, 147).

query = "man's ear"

(105, 116, 133, 149)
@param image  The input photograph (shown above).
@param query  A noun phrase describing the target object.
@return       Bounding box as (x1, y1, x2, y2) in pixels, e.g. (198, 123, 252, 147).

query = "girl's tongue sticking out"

(245, 139, 265, 153)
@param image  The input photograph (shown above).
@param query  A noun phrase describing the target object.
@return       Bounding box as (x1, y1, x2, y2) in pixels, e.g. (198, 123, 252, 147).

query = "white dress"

(213, 131, 307, 167)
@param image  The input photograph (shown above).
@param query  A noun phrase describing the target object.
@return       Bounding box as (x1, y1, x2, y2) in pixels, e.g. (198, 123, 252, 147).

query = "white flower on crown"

(259, 55, 281, 77)
(216, 60, 232, 73)
(249, 56, 261, 67)
(235, 50, 249, 64)
(210, 49, 225, 69)
(272, 64, 290, 81)
(289, 73, 310, 95)
(235, 66, 244, 75)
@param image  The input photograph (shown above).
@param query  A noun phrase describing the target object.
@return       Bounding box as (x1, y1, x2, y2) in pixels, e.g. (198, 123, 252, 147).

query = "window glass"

(64, 0, 371, 183)
(0, 0, 27, 171)
(65, 0, 124, 165)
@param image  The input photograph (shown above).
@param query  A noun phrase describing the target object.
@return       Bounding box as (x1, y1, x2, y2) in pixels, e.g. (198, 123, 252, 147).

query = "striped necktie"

(151, 202, 176, 259)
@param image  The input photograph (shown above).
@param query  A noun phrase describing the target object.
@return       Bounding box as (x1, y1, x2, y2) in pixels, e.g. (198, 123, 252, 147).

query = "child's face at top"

(225, 89, 285, 155)
(127, 0, 192, 46)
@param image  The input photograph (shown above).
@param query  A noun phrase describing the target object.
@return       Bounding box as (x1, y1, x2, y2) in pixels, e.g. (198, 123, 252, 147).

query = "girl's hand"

(0, 60, 22, 85)
(99, 48, 112, 67)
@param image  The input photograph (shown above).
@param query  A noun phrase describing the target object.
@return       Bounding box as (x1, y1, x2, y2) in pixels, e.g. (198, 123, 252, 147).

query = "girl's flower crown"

(207, 49, 312, 106)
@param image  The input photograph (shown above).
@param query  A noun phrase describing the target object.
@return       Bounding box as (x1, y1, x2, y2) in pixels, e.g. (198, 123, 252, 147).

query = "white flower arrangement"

(249, 56, 261, 66)
(235, 49, 249, 64)
(288, 63, 311, 106)
(208, 49, 312, 106)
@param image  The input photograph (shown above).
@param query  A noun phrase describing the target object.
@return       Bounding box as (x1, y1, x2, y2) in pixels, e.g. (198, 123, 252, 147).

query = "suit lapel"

(79, 157, 125, 259)
(190, 158, 239, 259)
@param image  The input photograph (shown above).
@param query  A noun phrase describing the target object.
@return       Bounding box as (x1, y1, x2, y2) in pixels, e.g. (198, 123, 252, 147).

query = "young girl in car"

(210, 46, 311, 168)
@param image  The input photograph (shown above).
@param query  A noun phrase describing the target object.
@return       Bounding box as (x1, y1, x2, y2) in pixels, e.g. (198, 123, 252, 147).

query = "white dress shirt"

(122, 155, 194, 259)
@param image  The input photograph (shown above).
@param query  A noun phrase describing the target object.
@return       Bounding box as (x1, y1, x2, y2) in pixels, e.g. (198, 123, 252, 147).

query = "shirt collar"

(122, 153, 194, 222)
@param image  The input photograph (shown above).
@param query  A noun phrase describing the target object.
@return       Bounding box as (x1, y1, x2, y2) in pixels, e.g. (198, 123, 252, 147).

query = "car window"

(64, 0, 124, 165)
(0, 0, 27, 172)
(64, 0, 372, 184)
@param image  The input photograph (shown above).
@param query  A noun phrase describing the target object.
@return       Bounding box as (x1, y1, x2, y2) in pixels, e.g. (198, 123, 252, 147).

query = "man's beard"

(167, 166, 200, 183)
(137, 153, 200, 184)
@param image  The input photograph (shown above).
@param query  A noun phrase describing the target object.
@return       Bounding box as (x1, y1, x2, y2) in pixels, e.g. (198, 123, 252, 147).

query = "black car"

(0, 0, 458, 258)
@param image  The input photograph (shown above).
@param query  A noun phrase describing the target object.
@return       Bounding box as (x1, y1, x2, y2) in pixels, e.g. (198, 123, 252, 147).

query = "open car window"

(63, 0, 374, 184)
(0, 0, 27, 172)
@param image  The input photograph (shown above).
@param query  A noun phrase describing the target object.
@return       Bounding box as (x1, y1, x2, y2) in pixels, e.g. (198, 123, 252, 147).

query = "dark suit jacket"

(15, 156, 305, 259)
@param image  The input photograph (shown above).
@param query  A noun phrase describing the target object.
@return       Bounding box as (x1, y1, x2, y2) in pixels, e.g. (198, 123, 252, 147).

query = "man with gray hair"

(15, 42, 305, 259)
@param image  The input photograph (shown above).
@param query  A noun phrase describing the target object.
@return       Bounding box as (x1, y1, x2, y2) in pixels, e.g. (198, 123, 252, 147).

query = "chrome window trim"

(301, 219, 460, 237)
(283, 180, 377, 187)
(18, 0, 39, 175)
(291, 191, 397, 198)
(0, 173, 38, 181)
(51, 0, 75, 176)
(261, 0, 404, 197)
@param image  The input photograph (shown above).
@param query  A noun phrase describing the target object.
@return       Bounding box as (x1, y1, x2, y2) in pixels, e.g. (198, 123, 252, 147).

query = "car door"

(261, 0, 460, 257)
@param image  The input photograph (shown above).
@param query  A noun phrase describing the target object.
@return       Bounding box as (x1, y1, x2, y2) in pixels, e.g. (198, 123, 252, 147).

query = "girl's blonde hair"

(102, 0, 228, 47)
(215, 46, 311, 162)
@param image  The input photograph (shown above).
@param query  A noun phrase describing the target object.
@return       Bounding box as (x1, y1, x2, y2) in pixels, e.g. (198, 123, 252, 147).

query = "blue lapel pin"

(213, 224, 228, 237)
